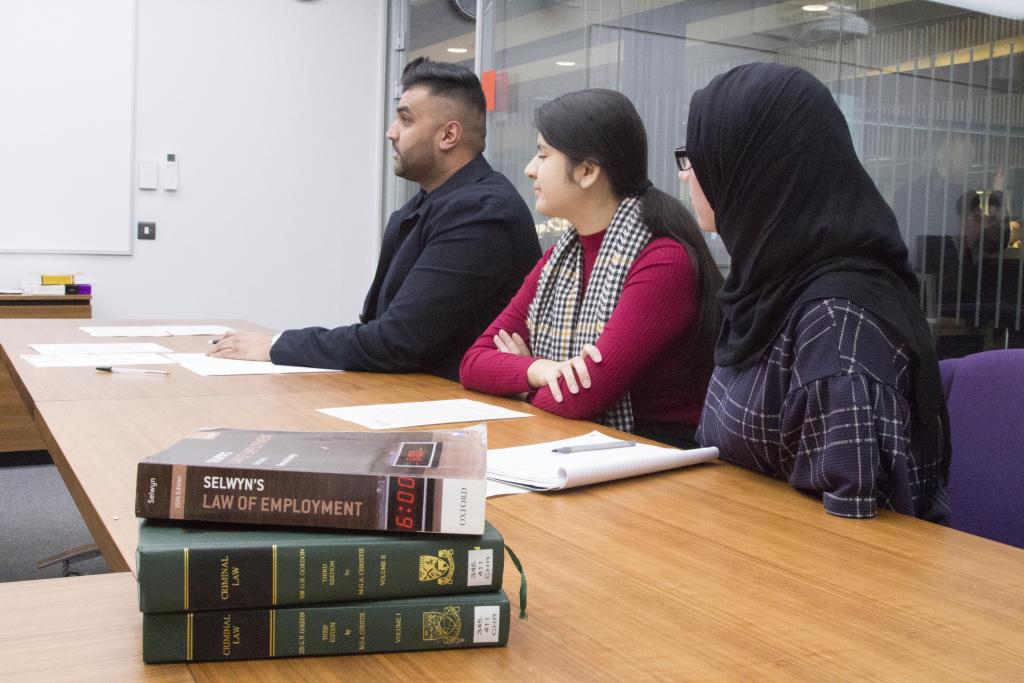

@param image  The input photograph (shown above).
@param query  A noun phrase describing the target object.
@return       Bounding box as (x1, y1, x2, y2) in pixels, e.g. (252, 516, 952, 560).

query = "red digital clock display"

(387, 476, 433, 531)
(393, 442, 440, 468)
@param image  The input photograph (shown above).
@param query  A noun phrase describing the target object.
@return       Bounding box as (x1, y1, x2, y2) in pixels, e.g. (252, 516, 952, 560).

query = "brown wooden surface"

(480, 476, 1024, 680)
(0, 300, 91, 452)
(5, 318, 1024, 679)
(34, 382, 1024, 680)
(0, 573, 192, 682)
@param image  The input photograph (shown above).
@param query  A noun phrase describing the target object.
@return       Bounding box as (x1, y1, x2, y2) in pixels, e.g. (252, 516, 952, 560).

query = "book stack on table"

(134, 425, 511, 664)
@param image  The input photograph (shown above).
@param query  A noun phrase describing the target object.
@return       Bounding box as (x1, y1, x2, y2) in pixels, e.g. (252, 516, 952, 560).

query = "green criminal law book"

(142, 591, 510, 663)
(137, 519, 504, 613)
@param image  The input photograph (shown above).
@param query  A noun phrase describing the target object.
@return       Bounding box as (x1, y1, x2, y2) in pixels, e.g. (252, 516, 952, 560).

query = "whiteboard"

(0, 0, 135, 254)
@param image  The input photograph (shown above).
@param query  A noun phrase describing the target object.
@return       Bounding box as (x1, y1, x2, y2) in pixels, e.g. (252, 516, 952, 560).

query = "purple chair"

(939, 349, 1024, 548)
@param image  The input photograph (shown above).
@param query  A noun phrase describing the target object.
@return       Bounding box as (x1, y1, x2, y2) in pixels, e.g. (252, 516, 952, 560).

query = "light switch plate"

(163, 153, 178, 191)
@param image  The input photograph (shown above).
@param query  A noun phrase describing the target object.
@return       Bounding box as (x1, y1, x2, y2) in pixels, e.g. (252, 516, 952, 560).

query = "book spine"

(136, 462, 385, 530)
(138, 532, 504, 613)
(135, 463, 485, 534)
(142, 591, 509, 663)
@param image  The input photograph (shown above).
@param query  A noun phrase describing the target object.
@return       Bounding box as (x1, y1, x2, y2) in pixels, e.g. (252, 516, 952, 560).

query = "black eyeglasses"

(674, 146, 691, 172)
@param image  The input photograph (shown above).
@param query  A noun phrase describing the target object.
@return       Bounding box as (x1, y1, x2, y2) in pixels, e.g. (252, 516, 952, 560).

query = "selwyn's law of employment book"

(135, 426, 486, 535)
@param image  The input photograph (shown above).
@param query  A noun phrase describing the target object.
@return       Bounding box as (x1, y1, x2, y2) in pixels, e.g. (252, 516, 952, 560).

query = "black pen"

(552, 440, 636, 454)
(96, 366, 170, 376)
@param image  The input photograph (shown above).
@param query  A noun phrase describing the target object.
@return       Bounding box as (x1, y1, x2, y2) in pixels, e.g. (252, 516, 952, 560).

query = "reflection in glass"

(468, 1, 1022, 357)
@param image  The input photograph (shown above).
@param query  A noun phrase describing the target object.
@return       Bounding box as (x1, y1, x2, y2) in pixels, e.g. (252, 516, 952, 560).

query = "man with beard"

(210, 58, 540, 380)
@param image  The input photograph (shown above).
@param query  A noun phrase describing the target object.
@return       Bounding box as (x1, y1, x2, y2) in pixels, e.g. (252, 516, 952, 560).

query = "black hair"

(956, 191, 983, 217)
(535, 88, 723, 372)
(401, 57, 486, 151)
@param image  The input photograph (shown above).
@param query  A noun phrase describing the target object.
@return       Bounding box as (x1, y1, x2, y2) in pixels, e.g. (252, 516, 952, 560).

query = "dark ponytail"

(535, 89, 723, 370)
(638, 184, 723, 372)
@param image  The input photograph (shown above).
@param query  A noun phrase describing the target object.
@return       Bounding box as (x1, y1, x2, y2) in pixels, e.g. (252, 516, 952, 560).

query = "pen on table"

(552, 440, 636, 454)
(95, 366, 170, 376)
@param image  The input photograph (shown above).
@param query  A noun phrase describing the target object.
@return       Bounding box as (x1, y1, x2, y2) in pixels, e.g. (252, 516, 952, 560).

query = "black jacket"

(271, 155, 540, 380)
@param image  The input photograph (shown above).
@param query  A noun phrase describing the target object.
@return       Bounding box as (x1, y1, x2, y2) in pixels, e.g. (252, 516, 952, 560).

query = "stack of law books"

(133, 425, 512, 663)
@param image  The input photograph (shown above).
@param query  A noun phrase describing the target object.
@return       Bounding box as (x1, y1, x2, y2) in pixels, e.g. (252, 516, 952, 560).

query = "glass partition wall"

(393, 1, 1023, 358)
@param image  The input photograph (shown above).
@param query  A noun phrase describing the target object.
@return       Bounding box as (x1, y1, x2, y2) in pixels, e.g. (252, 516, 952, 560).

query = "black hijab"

(687, 63, 949, 481)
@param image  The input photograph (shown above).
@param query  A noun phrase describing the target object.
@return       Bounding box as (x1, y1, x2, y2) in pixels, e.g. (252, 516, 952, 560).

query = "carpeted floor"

(0, 451, 108, 582)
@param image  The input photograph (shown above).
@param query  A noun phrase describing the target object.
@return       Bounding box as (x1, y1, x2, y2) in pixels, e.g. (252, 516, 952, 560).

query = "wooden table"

(0, 297, 91, 453)
(2, 319, 1023, 680)
(0, 573, 192, 683)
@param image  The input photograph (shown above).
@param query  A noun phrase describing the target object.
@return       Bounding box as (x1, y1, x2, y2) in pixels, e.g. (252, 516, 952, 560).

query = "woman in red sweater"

(459, 89, 721, 448)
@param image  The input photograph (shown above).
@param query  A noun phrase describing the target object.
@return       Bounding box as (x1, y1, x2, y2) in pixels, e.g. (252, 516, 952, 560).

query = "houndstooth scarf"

(526, 196, 651, 432)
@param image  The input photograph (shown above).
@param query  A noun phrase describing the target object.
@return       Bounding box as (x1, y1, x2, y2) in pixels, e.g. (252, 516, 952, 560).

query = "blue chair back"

(939, 350, 1024, 548)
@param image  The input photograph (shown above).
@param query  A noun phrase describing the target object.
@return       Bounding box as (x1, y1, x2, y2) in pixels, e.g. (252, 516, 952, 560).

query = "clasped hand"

(493, 329, 602, 402)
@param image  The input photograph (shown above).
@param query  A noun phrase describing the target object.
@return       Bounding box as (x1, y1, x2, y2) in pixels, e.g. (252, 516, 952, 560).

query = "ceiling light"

(556, 61, 576, 67)
(447, 47, 469, 54)
(802, 4, 829, 10)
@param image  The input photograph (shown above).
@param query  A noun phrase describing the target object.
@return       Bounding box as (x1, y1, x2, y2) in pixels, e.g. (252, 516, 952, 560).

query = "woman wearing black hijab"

(681, 63, 950, 521)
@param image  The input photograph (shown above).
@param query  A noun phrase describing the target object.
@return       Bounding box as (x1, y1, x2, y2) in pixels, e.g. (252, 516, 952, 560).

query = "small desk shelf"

(1, 294, 92, 452)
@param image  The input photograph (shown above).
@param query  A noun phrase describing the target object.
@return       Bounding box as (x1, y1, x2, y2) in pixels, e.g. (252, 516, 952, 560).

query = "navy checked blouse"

(698, 298, 949, 520)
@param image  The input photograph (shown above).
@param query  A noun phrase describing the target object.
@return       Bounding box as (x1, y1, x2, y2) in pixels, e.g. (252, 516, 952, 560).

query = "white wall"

(0, 0, 385, 331)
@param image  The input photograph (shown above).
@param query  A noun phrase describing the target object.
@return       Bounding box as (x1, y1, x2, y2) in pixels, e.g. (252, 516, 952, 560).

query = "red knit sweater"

(459, 230, 705, 427)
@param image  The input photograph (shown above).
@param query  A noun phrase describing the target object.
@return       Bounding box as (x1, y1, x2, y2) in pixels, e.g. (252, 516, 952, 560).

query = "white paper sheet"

(486, 480, 534, 498)
(78, 326, 171, 337)
(30, 342, 173, 355)
(165, 353, 339, 377)
(486, 431, 718, 492)
(159, 325, 232, 337)
(79, 325, 232, 337)
(317, 398, 533, 430)
(21, 352, 176, 368)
